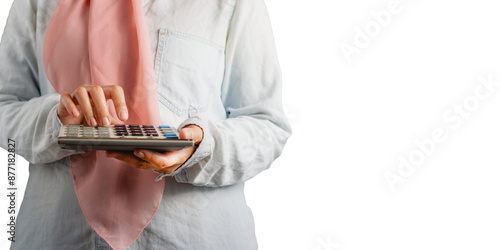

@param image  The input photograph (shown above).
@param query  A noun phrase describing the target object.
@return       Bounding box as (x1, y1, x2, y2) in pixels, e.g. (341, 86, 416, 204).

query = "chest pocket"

(154, 29, 223, 117)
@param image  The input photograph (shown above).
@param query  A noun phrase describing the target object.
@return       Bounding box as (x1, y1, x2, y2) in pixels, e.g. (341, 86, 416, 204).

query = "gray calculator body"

(58, 124, 194, 151)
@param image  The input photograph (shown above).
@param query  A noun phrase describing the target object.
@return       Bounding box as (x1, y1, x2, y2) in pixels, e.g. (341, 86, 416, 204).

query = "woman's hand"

(106, 125, 204, 174)
(58, 85, 128, 126)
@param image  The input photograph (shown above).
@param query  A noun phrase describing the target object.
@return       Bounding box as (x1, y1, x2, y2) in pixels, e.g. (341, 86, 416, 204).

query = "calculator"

(58, 124, 194, 151)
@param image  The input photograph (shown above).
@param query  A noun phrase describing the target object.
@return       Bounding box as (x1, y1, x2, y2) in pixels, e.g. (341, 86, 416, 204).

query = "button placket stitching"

(154, 29, 166, 95)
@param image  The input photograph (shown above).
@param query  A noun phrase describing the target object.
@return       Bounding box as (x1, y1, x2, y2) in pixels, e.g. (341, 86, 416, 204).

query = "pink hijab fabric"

(43, 0, 164, 249)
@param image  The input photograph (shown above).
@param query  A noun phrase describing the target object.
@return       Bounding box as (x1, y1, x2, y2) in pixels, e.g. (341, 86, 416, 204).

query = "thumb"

(179, 125, 204, 144)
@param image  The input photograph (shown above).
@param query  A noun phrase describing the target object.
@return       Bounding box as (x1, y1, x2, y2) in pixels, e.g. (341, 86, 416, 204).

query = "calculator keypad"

(61, 125, 179, 140)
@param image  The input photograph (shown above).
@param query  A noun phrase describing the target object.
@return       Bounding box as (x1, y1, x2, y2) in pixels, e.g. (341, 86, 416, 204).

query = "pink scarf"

(43, 1, 164, 249)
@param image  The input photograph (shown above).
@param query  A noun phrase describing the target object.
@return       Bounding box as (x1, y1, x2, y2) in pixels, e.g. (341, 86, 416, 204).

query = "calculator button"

(159, 125, 171, 128)
(164, 133, 178, 139)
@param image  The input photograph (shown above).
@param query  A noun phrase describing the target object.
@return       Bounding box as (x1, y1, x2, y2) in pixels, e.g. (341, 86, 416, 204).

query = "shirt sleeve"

(156, 0, 292, 187)
(0, 0, 77, 164)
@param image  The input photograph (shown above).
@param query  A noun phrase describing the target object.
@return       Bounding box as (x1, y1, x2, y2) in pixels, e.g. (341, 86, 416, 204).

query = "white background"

(2, 0, 500, 249)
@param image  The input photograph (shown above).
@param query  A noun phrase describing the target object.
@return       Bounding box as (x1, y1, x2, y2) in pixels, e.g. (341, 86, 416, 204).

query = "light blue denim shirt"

(0, 0, 291, 249)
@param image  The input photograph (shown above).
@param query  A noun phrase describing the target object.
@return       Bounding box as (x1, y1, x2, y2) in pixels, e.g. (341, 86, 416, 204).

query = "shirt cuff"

(51, 102, 63, 139)
(154, 116, 212, 182)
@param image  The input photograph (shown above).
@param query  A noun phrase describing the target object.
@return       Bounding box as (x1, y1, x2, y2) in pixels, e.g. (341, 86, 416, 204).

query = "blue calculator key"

(164, 133, 178, 139)
(159, 125, 171, 128)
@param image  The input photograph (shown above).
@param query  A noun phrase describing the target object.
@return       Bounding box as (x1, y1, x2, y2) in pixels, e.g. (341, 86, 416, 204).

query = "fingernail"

(102, 117, 110, 126)
(90, 117, 97, 127)
(135, 151, 145, 158)
(72, 109, 79, 117)
(119, 110, 128, 120)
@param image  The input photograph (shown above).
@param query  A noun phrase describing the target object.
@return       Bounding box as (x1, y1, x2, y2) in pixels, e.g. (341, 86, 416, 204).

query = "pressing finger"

(74, 87, 97, 127)
(106, 85, 128, 121)
(88, 86, 111, 126)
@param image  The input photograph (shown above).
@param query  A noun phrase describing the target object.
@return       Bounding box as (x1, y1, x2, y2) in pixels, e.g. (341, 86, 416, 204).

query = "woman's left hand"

(106, 125, 204, 174)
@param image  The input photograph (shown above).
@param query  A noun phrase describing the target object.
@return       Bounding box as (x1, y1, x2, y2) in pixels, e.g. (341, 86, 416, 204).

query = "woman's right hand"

(58, 85, 128, 126)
